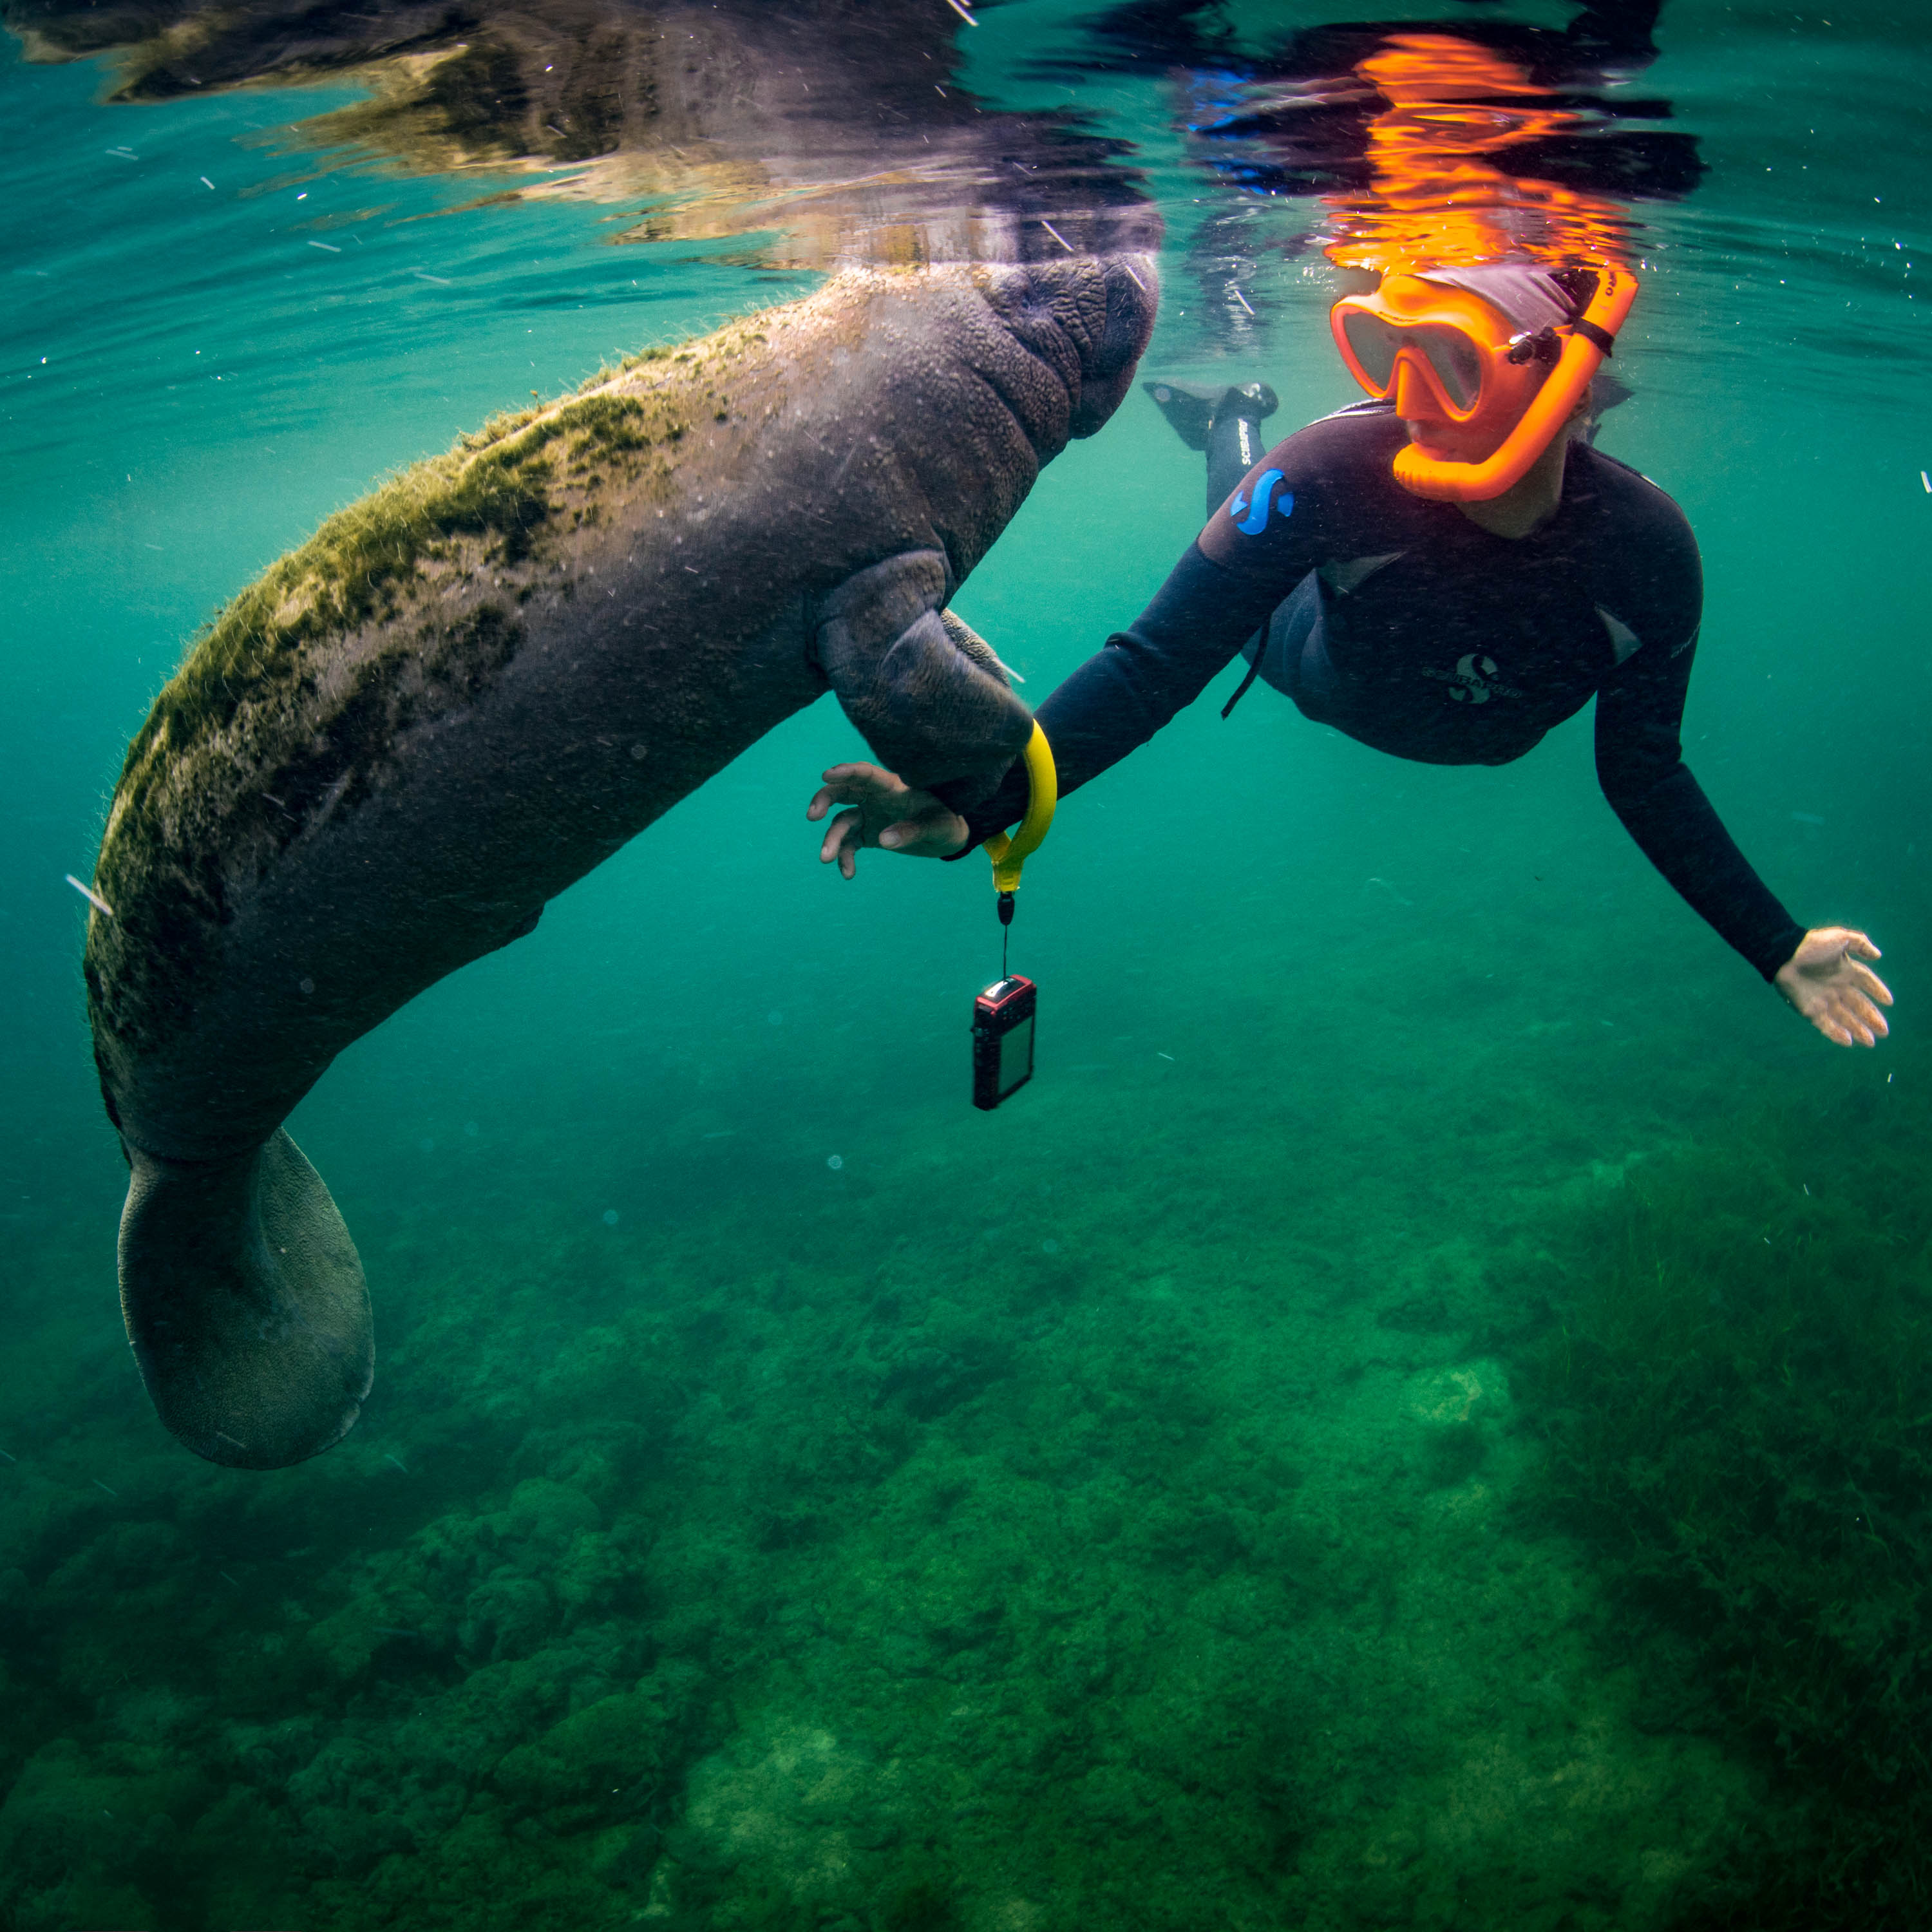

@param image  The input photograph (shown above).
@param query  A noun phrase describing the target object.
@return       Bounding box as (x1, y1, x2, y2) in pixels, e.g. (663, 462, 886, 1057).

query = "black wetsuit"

(956, 400, 1804, 980)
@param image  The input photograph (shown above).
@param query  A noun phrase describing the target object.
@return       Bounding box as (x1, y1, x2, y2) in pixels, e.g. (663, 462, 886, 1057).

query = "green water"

(3, 1, 1931, 1925)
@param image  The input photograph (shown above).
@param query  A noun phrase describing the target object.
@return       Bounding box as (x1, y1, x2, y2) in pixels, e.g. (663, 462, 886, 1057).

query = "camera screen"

(997, 1011, 1035, 1096)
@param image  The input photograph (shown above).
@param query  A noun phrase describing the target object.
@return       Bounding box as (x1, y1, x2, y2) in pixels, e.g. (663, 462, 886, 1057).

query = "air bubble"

(827, 1154, 844, 1171)
(1041, 1238, 1059, 1255)
(768, 1010, 784, 1026)
(299, 976, 315, 995)
(602, 1209, 620, 1226)
(419, 1137, 435, 1153)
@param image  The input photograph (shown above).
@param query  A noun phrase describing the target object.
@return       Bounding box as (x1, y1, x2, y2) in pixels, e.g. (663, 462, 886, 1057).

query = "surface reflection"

(18, 0, 1157, 267)
(1036, 0, 1701, 348)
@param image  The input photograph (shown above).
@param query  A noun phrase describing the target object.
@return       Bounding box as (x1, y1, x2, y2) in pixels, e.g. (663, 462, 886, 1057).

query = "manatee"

(84, 252, 1157, 1469)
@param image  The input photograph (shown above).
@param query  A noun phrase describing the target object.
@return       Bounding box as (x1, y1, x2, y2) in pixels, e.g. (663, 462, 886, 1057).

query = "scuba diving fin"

(1144, 379, 1281, 515)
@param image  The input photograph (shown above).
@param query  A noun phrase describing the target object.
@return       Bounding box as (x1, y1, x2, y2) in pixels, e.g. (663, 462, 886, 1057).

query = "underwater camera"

(972, 718, 1056, 1111)
(972, 974, 1037, 1110)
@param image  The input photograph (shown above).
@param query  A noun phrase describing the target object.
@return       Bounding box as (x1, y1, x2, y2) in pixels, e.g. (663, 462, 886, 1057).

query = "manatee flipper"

(117, 1129, 373, 1470)
(816, 550, 1033, 811)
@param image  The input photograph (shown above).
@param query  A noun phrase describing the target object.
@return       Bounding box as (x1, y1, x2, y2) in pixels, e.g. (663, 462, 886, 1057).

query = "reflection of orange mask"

(1329, 266, 1638, 502)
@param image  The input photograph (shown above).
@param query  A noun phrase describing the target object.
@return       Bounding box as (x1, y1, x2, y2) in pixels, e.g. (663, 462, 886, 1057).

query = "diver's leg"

(1142, 379, 1221, 451)
(1203, 382, 1280, 516)
(1144, 378, 1280, 516)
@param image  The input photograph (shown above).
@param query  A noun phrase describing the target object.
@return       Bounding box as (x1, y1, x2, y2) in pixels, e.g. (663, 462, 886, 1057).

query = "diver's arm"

(1594, 631, 1891, 1043)
(810, 413, 1349, 873)
(810, 542, 1264, 873)
(952, 539, 1287, 852)
(1595, 629, 1804, 975)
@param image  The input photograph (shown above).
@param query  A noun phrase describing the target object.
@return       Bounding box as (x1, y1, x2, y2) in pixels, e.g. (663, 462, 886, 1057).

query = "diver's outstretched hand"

(809, 762, 969, 878)
(1775, 926, 1893, 1047)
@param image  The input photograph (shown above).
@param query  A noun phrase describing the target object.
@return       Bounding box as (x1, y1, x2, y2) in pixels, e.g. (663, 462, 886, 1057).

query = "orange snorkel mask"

(1330, 264, 1638, 504)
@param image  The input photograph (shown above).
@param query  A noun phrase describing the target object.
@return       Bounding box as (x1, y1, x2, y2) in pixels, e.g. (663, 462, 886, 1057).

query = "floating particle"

(827, 1154, 844, 1171)
(64, 874, 114, 918)
(384, 1454, 410, 1475)
(464, 1121, 478, 1136)
(768, 1010, 784, 1026)
(419, 1137, 435, 1153)
(602, 1208, 620, 1226)
(1042, 1238, 1060, 1255)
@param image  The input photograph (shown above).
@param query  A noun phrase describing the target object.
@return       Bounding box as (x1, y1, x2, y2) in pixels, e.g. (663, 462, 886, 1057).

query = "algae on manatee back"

(90, 336, 719, 1045)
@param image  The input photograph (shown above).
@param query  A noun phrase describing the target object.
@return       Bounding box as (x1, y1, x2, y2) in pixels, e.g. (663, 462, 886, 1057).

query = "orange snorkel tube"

(1334, 263, 1639, 505)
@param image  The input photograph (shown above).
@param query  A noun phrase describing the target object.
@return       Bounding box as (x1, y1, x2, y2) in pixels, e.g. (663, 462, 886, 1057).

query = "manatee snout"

(1068, 254, 1162, 439)
(118, 1130, 372, 1468)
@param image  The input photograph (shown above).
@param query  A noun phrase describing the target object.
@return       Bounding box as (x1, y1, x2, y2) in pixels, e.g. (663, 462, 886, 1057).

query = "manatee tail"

(117, 1129, 373, 1469)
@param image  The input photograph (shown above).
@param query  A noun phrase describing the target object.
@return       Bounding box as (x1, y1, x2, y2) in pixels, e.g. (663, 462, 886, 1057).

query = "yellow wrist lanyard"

(983, 719, 1057, 897)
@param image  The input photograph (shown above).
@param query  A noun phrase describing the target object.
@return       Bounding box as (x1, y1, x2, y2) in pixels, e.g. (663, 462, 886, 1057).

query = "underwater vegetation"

(1, 1066, 1768, 1932)
(1507, 1085, 1932, 1929)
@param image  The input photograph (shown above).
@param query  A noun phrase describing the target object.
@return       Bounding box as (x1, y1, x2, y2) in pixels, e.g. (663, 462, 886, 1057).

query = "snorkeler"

(808, 261, 1893, 1048)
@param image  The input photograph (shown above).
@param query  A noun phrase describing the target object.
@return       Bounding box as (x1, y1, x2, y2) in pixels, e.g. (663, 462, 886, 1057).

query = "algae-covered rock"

(0, 1737, 212, 1929)
(494, 1683, 683, 1819)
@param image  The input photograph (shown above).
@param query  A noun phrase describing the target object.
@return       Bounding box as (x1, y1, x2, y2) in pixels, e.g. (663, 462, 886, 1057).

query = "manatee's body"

(86, 255, 1156, 1468)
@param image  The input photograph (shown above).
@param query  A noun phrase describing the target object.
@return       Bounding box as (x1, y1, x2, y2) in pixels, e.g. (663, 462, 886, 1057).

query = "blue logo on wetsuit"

(1229, 469, 1293, 536)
